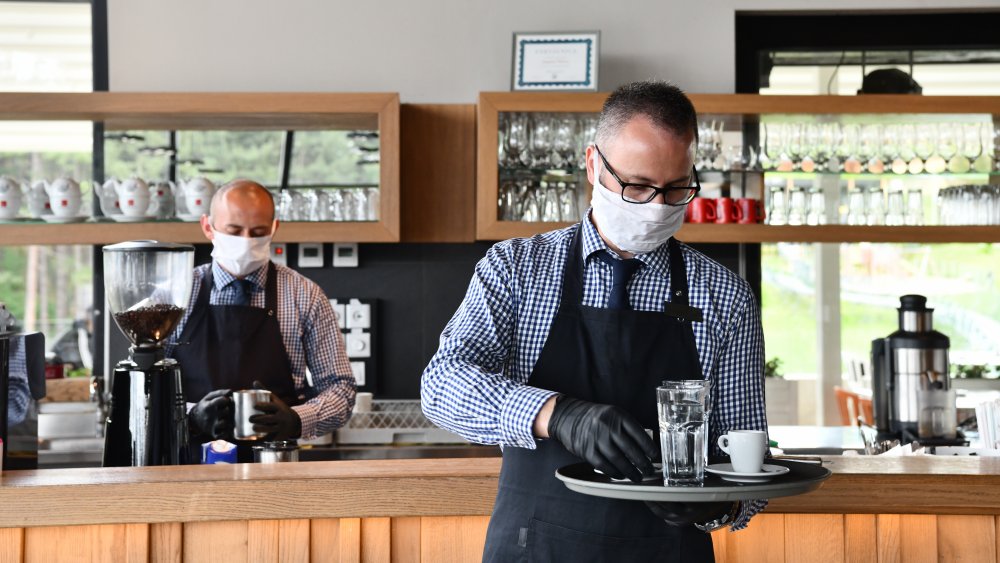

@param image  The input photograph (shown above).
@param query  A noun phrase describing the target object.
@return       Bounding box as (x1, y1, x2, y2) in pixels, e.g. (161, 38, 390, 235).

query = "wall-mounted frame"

(511, 31, 599, 91)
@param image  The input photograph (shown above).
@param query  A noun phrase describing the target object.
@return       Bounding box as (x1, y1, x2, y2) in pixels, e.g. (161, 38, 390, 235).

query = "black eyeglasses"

(594, 144, 700, 206)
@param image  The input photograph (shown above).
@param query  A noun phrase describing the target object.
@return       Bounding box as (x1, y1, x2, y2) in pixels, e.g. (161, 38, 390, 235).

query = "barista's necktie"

(598, 253, 642, 310)
(231, 279, 253, 306)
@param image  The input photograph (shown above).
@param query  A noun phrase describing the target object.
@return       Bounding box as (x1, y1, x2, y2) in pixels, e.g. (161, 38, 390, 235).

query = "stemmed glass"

(912, 123, 936, 174)
(839, 124, 862, 174)
(503, 113, 529, 168)
(799, 123, 819, 173)
(820, 123, 841, 172)
(527, 114, 554, 169)
(935, 123, 959, 174)
(860, 124, 884, 174)
(576, 116, 598, 170)
(551, 116, 577, 170)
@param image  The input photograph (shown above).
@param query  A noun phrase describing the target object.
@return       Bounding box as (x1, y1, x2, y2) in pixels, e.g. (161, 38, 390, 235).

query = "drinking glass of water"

(657, 380, 711, 486)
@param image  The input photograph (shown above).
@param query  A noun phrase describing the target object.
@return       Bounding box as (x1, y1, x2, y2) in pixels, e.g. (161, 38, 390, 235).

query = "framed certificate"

(512, 31, 600, 91)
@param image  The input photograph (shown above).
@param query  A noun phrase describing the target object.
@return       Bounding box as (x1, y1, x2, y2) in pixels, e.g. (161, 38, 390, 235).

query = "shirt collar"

(211, 260, 268, 291)
(581, 208, 672, 282)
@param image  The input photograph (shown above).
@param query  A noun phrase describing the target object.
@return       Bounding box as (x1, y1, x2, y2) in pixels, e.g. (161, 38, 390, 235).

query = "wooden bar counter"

(2, 456, 1000, 562)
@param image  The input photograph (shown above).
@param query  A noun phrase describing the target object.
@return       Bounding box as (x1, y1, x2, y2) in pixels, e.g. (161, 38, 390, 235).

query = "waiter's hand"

(645, 501, 734, 528)
(547, 395, 657, 483)
(189, 388, 234, 439)
(248, 381, 302, 440)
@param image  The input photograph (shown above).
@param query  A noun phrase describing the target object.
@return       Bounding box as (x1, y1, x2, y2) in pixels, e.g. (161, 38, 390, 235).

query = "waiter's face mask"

(589, 141, 695, 254)
(210, 220, 275, 277)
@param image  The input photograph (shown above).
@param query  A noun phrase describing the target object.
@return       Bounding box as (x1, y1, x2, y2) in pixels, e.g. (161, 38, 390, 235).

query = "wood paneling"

(419, 516, 489, 563)
(844, 514, 876, 563)
(150, 523, 182, 563)
(400, 104, 477, 242)
(784, 514, 845, 563)
(279, 520, 311, 563)
(182, 521, 247, 563)
(719, 513, 786, 563)
(359, 518, 390, 563)
(247, 520, 279, 563)
(390, 518, 421, 563)
(310, 519, 340, 563)
(0, 528, 23, 563)
(939, 515, 996, 562)
(338, 519, 361, 563)
(24, 524, 133, 563)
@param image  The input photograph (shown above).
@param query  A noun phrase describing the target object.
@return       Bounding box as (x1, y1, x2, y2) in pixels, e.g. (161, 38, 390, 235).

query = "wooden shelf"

(0, 92, 402, 243)
(0, 220, 400, 246)
(477, 92, 1000, 242)
(475, 222, 1000, 244)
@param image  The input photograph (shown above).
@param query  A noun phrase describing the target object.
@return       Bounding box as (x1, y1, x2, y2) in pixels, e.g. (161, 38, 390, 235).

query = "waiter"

(167, 179, 355, 460)
(421, 81, 767, 561)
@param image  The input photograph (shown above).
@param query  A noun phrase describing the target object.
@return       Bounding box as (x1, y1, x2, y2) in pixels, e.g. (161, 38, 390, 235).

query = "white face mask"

(590, 153, 686, 254)
(210, 226, 273, 277)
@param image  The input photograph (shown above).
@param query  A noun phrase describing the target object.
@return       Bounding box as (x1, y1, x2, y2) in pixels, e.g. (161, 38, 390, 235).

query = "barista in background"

(166, 179, 355, 458)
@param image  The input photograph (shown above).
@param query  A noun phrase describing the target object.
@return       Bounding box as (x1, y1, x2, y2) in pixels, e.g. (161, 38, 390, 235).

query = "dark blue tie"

(598, 253, 642, 310)
(231, 279, 253, 306)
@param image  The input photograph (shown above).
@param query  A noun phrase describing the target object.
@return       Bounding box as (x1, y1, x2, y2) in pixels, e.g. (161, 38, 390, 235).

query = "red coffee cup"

(687, 197, 717, 223)
(735, 198, 765, 224)
(715, 197, 742, 224)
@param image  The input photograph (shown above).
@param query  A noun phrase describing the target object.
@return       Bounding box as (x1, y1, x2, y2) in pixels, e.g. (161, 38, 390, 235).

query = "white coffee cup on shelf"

(179, 177, 215, 217)
(354, 392, 373, 413)
(45, 177, 83, 217)
(717, 429, 767, 473)
(0, 176, 24, 219)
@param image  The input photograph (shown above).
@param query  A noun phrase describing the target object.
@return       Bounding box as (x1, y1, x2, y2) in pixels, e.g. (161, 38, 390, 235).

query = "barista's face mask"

(210, 223, 274, 277)
(590, 153, 687, 254)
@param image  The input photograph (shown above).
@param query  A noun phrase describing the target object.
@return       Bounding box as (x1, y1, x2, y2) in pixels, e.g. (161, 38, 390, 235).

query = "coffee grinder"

(102, 241, 195, 466)
(871, 295, 964, 446)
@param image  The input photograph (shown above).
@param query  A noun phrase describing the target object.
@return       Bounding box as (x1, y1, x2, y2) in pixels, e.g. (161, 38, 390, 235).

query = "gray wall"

(108, 1, 999, 101)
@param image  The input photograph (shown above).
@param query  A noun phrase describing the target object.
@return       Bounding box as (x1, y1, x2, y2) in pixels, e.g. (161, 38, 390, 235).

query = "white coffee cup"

(717, 430, 767, 474)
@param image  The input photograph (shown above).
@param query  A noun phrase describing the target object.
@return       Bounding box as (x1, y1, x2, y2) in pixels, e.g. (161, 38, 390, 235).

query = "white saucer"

(706, 463, 790, 483)
(40, 214, 88, 224)
(175, 213, 203, 221)
(0, 216, 29, 223)
(110, 214, 155, 223)
(596, 463, 662, 482)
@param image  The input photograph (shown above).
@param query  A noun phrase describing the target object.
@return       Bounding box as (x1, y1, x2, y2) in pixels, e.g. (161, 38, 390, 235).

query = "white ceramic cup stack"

(0, 176, 24, 219)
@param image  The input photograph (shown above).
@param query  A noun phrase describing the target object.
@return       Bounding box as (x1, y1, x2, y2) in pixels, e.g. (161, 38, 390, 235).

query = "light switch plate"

(350, 361, 366, 386)
(299, 243, 324, 268)
(345, 298, 371, 329)
(333, 243, 359, 268)
(271, 243, 288, 266)
(328, 299, 346, 328)
(345, 329, 371, 358)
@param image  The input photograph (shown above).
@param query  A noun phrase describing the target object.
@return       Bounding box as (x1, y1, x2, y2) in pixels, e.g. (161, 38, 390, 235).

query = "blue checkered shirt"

(6, 336, 30, 426)
(421, 211, 767, 529)
(167, 261, 356, 438)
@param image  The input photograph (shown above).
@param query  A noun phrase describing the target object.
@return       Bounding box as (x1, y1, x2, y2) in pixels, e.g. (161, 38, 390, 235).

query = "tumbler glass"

(657, 380, 711, 486)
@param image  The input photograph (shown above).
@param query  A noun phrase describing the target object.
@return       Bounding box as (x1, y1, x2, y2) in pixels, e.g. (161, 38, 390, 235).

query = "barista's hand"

(547, 395, 657, 483)
(645, 501, 735, 528)
(189, 388, 234, 439)
(248, 381, 301, 440)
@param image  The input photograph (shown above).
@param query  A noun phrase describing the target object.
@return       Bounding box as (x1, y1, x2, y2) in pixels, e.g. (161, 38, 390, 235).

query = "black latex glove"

(189, 388, 233, 439)
(645, 501, 735, 528)
(248, 381, 302, 440)
(547, 395, 657, 483)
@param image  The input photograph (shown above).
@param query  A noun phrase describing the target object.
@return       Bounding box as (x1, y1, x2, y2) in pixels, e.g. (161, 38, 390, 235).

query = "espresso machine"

(1, 303, 45, 470)
(102, 241, 195, 467)
(871, 295, 963, 445)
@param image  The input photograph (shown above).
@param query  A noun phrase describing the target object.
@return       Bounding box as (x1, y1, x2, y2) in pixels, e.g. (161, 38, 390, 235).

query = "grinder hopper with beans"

(102, 241, 195, 467)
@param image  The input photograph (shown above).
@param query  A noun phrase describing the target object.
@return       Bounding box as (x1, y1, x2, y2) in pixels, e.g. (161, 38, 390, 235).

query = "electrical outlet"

(345, 298, 371, 329)
(345, 329, 371, 358)
(350, 361, 366, 386)
(298, 243, 324, 268)
(271, 243, 288, 266)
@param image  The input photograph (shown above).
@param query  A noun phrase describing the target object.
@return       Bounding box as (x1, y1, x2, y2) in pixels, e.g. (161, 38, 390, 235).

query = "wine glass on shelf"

(820, 123, 842, 172)
(936, 123, 961, 174)
(504, 113, 529, 169)
(970, 122, 992, 174)
(881, 124, 901, 174)
(527, 113, 554, 169)
(896, 124, 917, 174)
(576, 116, 598, 170)
(839, 123, 863, 174)
(800, 123, 819, 173)
(551, 115, 577, 170)
(913, 123, 939, 174)
(860, 124, 884, 174)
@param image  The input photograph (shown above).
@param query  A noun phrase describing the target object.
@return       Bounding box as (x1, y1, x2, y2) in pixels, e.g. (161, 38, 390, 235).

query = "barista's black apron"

(482, 226, 714, 563)
(174, 262, 298, 462)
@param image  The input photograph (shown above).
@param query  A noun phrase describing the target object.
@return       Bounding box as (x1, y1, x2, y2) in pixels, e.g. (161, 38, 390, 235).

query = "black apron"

(482, 226, 714, 563)
(174, 262, 298, 462)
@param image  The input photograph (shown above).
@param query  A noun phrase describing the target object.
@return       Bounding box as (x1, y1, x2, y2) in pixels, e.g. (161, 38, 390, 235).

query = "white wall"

(109, 1, 1000, 102)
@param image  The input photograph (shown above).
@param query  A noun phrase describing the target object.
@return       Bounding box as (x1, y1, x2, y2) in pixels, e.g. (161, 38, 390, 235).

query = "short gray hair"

(595, 81, 698, 146)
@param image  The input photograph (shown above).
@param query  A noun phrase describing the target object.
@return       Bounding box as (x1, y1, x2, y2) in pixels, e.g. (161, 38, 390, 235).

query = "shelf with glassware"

(0, 92, 400, 245)
(476, 92, 1000, 243)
